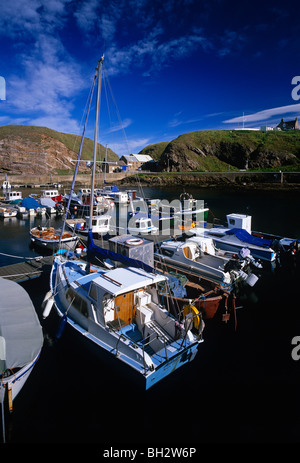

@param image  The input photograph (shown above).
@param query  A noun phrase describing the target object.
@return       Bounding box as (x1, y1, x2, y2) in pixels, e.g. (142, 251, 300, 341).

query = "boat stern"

(145, 339, 201, 390)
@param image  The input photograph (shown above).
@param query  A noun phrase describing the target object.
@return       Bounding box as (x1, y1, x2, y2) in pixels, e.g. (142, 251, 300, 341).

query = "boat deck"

(117, 322, 187, 365)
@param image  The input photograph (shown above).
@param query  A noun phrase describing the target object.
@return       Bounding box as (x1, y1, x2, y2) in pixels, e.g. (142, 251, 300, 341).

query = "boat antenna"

(89, 55, 104, 231)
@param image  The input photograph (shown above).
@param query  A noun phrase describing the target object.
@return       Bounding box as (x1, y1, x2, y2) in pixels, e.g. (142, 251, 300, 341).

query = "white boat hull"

(0, 352, 41, 406)
(30, 227, 78, 251)
(50, 257, 202, 389)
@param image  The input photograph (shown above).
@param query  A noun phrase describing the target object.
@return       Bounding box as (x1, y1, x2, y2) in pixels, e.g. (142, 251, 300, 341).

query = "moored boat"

(127, 216, 158, 235)
(189, 213, 277, 262)
(0, 190, 22, 205)
(50, 243, 203, 389)
(0, 206, 17, 218)
(47, 56, 203, 390)
(154, 236, 259, 290)
(157, 268, 231, 321)
(66, 214, 112, 238)
(0, 277, 43, 415)
(30, 226, 78, 251)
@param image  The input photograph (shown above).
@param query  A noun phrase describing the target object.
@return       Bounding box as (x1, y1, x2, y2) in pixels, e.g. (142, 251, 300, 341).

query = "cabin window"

(162, 248, 174, 257)
(66, 287, 89, 317)
(229, 219, 235, 226)
(136, 222, 140, 228)
(89, 284, 98, 302)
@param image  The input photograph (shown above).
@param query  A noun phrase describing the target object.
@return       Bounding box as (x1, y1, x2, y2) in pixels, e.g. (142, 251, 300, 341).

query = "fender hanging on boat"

(42, 290, 54, 319)
(56, 314, 68, 339)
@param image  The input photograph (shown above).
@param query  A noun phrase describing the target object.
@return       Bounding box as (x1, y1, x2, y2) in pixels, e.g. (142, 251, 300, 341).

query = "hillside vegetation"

(139, 141, 170, 160)
(141, 130, 300, 172)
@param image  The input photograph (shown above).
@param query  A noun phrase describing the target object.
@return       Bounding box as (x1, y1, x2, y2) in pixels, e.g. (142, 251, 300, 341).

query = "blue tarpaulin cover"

(20, 197, 40, 210)
(225, 228, 272, 248)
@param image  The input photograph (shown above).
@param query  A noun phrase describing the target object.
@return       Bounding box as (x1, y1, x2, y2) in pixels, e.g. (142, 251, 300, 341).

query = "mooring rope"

(0, 251, 40, 260)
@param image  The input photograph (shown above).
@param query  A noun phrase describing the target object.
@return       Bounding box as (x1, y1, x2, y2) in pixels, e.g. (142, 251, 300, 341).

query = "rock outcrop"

(0, 125, 118, 175)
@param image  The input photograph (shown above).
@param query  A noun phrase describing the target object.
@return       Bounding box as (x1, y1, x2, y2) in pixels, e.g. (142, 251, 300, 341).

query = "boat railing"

(111, 304, 201, 375)
(112, 314, 182, 374)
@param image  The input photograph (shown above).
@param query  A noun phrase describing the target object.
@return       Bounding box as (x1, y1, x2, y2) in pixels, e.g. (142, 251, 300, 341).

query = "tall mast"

(59, 67, 97, 248)
(89, 55, 104, 231)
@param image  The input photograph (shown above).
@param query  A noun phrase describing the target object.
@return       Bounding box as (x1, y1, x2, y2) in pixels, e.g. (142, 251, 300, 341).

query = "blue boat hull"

(145, 342, 199, 389)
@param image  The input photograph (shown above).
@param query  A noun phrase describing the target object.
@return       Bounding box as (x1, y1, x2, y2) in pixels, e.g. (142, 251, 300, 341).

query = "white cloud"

(73, 0, 99, 33)
(223, 104, 300, 124)
(0, 0, 70, 37)
(106, 118, 133, 133)
(4, 31, 86, 133)
(109, 137, 150, 157)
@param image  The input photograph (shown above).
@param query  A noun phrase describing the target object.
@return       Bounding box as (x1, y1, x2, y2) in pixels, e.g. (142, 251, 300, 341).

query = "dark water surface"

(1, 186, 300, 447)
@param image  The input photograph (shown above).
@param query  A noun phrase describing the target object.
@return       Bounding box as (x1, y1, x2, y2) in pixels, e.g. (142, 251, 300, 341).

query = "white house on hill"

(120, 153, 153, 170)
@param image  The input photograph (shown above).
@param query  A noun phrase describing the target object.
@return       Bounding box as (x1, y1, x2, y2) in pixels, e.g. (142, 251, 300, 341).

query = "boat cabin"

(226, 213, 252, 233)
(159, 241, 201, 261)
(113, 191, 128, 203)
(63, 264, 179, 353)
(41, 189, 59, 197)
(5, 190, 22, 203)
(128, 217, 158, 234)
(41, 189, 62, 201)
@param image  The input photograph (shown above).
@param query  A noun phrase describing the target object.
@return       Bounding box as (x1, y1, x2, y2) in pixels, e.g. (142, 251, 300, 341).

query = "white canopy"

(0, 278, 43, 373)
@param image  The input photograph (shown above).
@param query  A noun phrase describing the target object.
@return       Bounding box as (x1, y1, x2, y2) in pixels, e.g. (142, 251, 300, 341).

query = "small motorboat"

(30, 226, 78, 251)
(190, 214, 276, 262)
(66, 214, 112, 238)
(0, 206, 17, 218)
(154, 235, 259, 290)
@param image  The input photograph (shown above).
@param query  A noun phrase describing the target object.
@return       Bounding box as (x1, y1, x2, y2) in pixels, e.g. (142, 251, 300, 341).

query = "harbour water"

(1, 185, 300, 446)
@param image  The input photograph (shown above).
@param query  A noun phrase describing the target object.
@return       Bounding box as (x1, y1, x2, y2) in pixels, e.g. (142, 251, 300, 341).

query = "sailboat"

(47, 57, 203, 389)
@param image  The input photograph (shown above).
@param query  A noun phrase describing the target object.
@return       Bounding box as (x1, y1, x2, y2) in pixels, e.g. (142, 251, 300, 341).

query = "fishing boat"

(30, 226, 78, 251)
(40, 188, 63, 203)
(156, 268, 231, 321)
(39, 197, 57, 214)
(127, 216, 158, 235)
(66, 214, 112, 238)
(63, 188, 112, 216)
(46, 57, 203, 389)
(16, 197, 46, 219)
(0, 206, 17, 218)
(190, 213, 277, 261)
(0, 190, 22, 205)
(154, 235, 259, 290)
(2, 176, 11, 191)
(0, 278, 43, 415)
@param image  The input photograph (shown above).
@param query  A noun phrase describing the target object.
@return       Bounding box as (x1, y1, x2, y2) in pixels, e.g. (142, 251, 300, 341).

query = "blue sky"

(0, 0, 299, 156)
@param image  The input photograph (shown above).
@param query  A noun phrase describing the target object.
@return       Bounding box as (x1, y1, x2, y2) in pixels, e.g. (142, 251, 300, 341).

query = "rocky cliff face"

(0, 134, 79, 175)
(0, 125, 118, 175)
